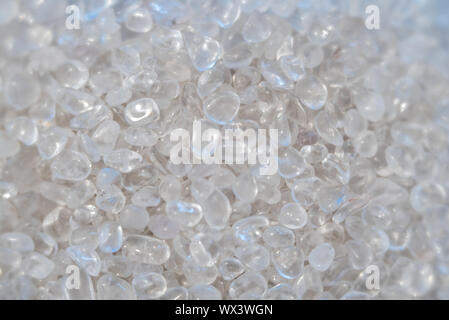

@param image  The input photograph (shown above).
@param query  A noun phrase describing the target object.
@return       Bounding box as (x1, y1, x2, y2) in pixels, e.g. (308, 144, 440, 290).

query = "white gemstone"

(51, 150, 92, 181)
(308, 243, 335, 272)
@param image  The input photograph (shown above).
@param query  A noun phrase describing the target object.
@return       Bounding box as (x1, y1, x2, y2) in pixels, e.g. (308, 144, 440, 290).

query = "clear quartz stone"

(219, 258, 245, 281)
(0, 232, 34, 252)
(295, 75, 328, 110)
(125, 98, 160, 126)
(97, 274, 136, 300)
(201, 189, 231, 229)
(95, 185, 126, 214)
(6, 117, 38, 146)
(184, 32, 222, 72)
(103, 149, 142, 173)
(308, 243, 335, 272)
(166, 200, 203, 227)
(132, 272, 167, 299)
(148, 214, 179, 240)
(66, 246, 101, 276)
(280, 202, 308, 229)
(262, 225, 295, 248)
(125, 7, 153, 33)
(271, 246, 304, 279)
(54, 60, 89, 90)
(119, 205, 149, 232)
(98, 221, 123, 253)
(24, 252, 55, 280)
(51, 150, 92, 181)
(37, 127, 68, 160)
(235, 243, 270, 271)
(122, 235, 170, 265)
(203, 91, 240, 124)
(242, 12, 272, 43)
(229, 271, 267, 299)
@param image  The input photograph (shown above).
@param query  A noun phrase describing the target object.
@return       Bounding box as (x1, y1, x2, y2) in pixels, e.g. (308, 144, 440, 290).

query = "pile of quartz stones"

(0, 0, 448, 300)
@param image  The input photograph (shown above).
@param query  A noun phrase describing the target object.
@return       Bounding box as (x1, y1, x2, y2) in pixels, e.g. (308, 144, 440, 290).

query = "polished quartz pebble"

(131, 186, 160, 208)
(125, 7, 153, 33)
(271, 246, 304, 279)
(189, 284, 222, 300)
(295, 75, 328, 110)
(345, 240, 373, 270)
(201, 189, 231, 229)
(66, 246, 101, 276)
(119, 205, 149, 232)
(95, 185, 126, 214)
(122, 235, 170, 265)
(132, 272, 167, 299)
(218, 258, 245, 281)
(24, 252, 55, 280)
(184, 31, 222, 72)
(98, 221, 123, 253)
(37, 127, 68, 160)
(308, 243, 335, 272)
(279, 203, 308, 229)
(203, 91, 240, 124)
(229, 272, 267, 299)
(103, 149, 142, 173)
(0, 232, 34, 252)
(148, 214, 179, 240)
(235, 243, 270, 271)
(54, 60, 89, 89)
(97, 274, 136, 300)
(262, 225, 295, 248)
(183, 256, 218, 285)
(166, 200, 203, 227)
(242, 11, 272, 43)
(232, 174, 258, 203)
(91, 120, 120, 155)
(50, 150, 92, 181)
(6, 117, 38, 146)
(125, 98, 160, 126)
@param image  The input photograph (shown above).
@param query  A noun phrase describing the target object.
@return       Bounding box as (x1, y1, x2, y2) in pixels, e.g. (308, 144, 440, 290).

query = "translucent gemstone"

(98, 221, 123, 253)
(218, 258, 245, 281)
(70, 226, 99, 250)
(362, 204, 392, 230)
(280, 202, 308, 229)
(166, 200, 203, 227)
(66, 246, 101, 276)
(345, 240, 373, 270)
(105, 87, 132, 106)
(119, 205, 149, 232)
(270, 0, 295, 17)
(197, 67, 225, 98)
(70, 104, 112, 130)
(232, 174, 258, 203)
(112, 46, 141, 75)
(295, 75, 327, 110)
(189, 233, 220, 267)
(51, 150, 92, 181)
(353, 90, 385, 122)
(242, 12, 272, 43)
(235, 244, 270, 271)
(201, 189, 231, 229)
(261, 59, 292, 88)
(222, 43, 253, 69)
(317, 185, 345, 213)
(0, 131, 20, 158)
(344, 109, 367, 138)
(37, 127, 68, 160)
(54, 60, 89, 89)
(125, 7, 153, 33)
(58, 88, 95, 115)
(42, 207, 71, 242)
(103, 149, 142, 173)
(410, 182, 446, 213)
(95, 185, 126, 214)
(280, 55, 305, 81)
(211, 0, 241, 28)
(233, 216, 269, 244)
(308, 243, 335, 272)
(299, 144, 328, 165)
(96, 168, 121, 188)
(183, 256, 218, 285)
(6, 117, 38, 146)
(132, 272, 167, 299)
(97, 274, 136, 300)
(159, 175, 182, 202)
(278, 147, 307, 179)
(125, 98, 160, 126)
(301, 43, 324, 68)
(73, 205, 98, 225)
(24, 252, 54, 280)
(354, 131, 378, 158)
(124, 127, 158, 147)
(148, 214, 179, 240)
(262, 225, 295, 248)
(229, 272, 267, 299)
(184, 32, 222, 72)
(91, 120, 120, 155)
(0, 232, 34, 252)
(131, 186, 160, 208)
(385, 145, 417, 178)
(272, 246, 304, 279)
(5, 73, 41, 110)
(122, 235, 170, 265)
(189, 284, 222, 300)
(151, 26, 183, 53)
(314, 110, 343, 146)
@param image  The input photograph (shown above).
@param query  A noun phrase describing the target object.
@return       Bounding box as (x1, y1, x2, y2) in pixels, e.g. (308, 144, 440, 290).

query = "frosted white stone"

(308, 243, 335, 272)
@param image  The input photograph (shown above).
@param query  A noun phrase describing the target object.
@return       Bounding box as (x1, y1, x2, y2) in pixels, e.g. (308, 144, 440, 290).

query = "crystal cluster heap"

(0, 0, 448, 300)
